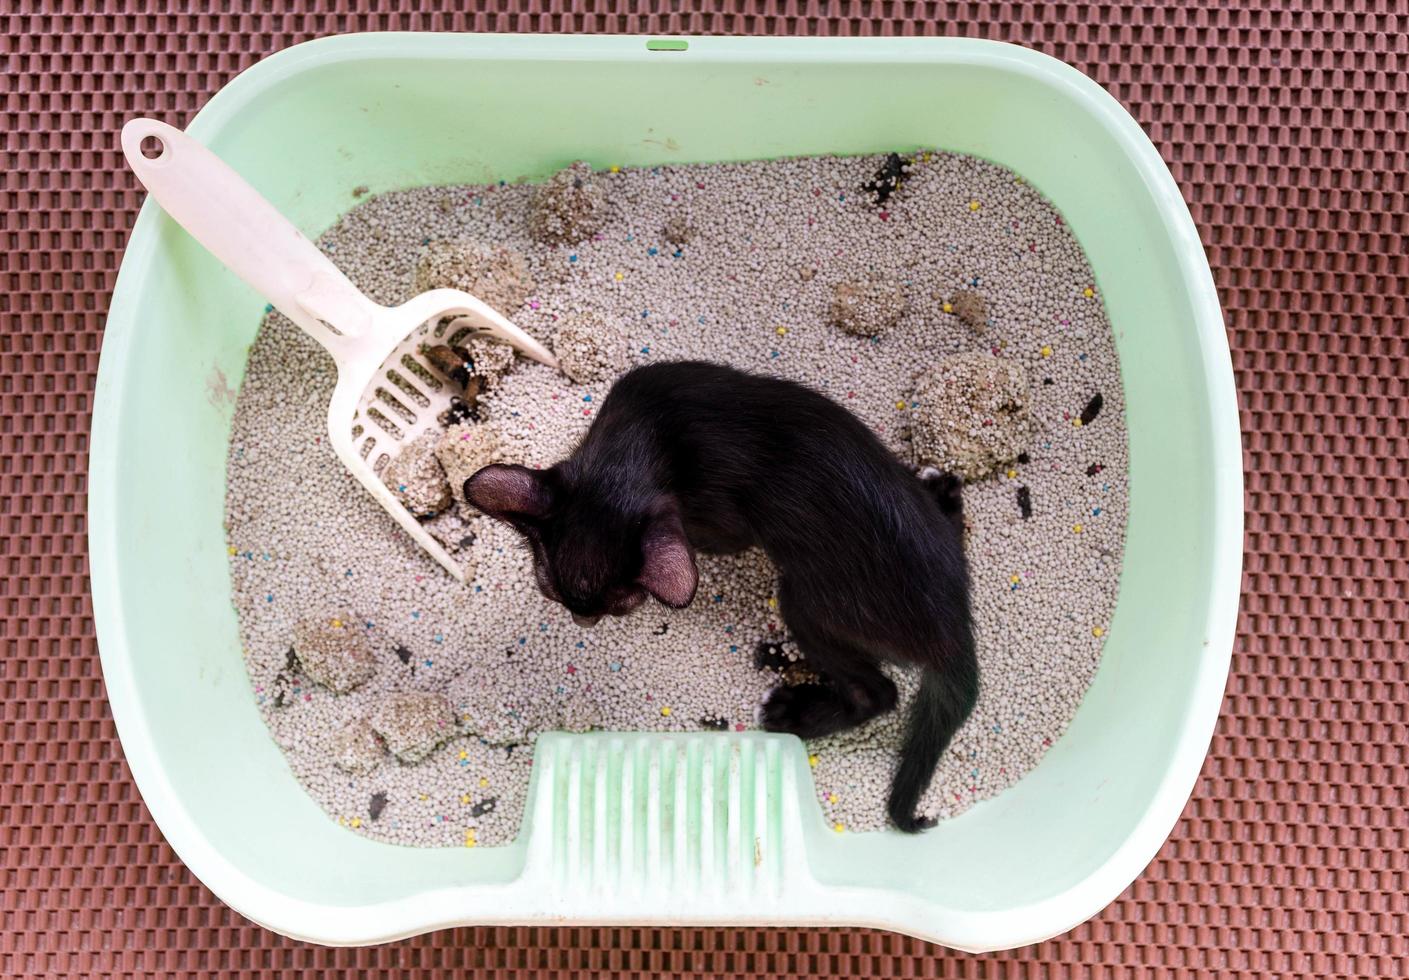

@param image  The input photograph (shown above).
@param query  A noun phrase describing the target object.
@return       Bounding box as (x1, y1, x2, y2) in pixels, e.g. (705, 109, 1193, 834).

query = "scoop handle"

(121, 118, 373, 351)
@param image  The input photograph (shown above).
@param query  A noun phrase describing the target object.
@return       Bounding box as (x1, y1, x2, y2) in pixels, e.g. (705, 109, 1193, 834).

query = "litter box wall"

(91, 35, 1240, 950)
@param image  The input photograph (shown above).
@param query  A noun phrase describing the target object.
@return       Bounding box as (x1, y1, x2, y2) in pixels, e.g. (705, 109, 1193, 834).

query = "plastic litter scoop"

(121, 118, 558, 581)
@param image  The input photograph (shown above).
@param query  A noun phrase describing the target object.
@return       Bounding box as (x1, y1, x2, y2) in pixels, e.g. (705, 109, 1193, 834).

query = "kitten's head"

(464, 463, 698, 627)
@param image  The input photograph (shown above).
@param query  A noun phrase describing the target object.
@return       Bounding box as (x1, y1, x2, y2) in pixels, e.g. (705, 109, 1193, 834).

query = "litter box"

(91, 34, 1241, 951)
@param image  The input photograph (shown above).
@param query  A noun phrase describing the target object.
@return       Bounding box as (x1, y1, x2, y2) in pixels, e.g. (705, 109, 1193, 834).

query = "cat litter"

(227, 150, 1128, 847)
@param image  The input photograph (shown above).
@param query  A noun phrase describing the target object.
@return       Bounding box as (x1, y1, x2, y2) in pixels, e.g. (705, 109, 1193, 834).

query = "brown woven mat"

(3, 4, 1405, 977)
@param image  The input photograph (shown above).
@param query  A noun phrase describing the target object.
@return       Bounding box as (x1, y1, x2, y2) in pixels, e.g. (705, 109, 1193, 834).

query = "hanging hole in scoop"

(140, 135, 165, 159)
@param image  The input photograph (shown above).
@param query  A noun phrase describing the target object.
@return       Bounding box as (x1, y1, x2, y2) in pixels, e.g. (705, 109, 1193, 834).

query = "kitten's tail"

(887, 648, 979, 833)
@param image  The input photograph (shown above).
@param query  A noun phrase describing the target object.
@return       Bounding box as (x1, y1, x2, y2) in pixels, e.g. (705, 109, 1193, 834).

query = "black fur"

(465, 361, 978, 832)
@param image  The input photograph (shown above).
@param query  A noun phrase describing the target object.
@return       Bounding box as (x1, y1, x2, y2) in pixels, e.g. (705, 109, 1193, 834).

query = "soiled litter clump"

(528, 161, 608, 244)
(457, 336, 517, 391)
(950, 289, 988, 332)
(911, 352, 1032, 481)
(292, 615, 377, 694)
(435, 421, 506, 514)
(370, 692, 457, 763)
(552, 313, 629, 384)
(663, 214, 694, 245)
(330, 718, 385, 774)
(448, 672, 549, 746)
(381, 431, 451, 518)
(412, 240, 534, 313)
(827, 276, 908, 336)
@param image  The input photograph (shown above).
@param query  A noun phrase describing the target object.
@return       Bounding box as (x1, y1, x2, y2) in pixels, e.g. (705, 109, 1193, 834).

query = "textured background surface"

(2, 3, 1406, 977)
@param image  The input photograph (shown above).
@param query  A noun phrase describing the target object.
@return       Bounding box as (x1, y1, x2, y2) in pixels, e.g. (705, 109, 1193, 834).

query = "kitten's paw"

(760, 683, 850, 740)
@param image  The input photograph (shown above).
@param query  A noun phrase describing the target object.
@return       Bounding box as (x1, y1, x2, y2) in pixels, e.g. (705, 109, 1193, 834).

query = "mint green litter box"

(91, 34, 1241, 951)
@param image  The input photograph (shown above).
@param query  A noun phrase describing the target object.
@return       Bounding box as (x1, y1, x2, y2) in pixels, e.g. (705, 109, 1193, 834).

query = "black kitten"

(465, 361, 978, 832)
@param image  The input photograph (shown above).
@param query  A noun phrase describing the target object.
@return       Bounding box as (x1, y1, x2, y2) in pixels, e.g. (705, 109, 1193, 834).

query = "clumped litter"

(226, 151, 1127, 847)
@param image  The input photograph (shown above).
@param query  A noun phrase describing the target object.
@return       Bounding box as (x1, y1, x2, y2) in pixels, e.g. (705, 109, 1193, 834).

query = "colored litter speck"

(895, 400, 907, 410)
(767, 597, 778, 610)
(833, 822, 845, 833)
(968, 200, 980, 211)
(609, 662, 621, 672)
(265, 594, 273, 603)
(614, 271, 624, 281)
(479, 777, 489, 788)
(1040, 345, 1053, 358)
(569, 254, 578, 262)
(828, 792, 838, 803)
(459, 750, 468, 760)
(227, 545, 238, 556)
(1073, 523, 1084, 533)
(776, 326, 788, 336)
(1093, 626, 1105, 637)
(640, 346, 651, 354)
(464, 829, 477, 848)
(808, 754, 819, 768)
(609, 165, 620, 173)
(1093, 507, 1102, 516)
(660, 706, 672, 717)
(1084, 286, 1095, 298)
(350, 817, 362, 828)
(1009, 574, 1020, 584)
(461, 793, 470, 804)
(1006, 468, 1017, 479)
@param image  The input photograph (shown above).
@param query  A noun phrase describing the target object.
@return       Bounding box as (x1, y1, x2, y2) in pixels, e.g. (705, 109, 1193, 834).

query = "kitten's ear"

(638, 506, 698, 608)
(464, 464, 553, 527)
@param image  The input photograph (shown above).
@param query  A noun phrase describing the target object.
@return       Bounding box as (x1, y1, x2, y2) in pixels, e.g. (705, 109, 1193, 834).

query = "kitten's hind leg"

(759, 583, 897, 739)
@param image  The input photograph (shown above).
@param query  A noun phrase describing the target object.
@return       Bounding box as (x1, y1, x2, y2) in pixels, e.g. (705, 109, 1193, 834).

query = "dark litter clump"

(1079, 392, 1104, 426)
(369, 791, 388, 821)
(439, 396, 480, 427)
(272, 646, 299, 708)
(1086, 463, 1104, 477)
(470, 797, 497, 818)
(395, 645, 413, 665)
(423, 344, 477, 391)
(1017, 452, 1031, 464)
(698, 717, 728, 731)
(1017, 485, 1033, 520)
(863, 152, 909, 206)
(1042, 377, 1054, 386)
(754, 641, 790, 672)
